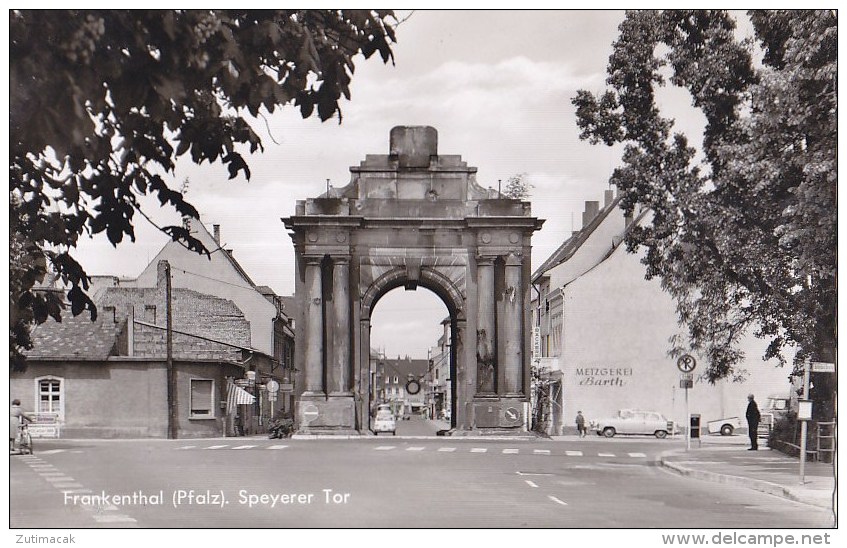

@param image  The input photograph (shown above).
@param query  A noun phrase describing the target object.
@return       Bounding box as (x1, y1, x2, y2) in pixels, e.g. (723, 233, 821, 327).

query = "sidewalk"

(658, 436, 837, 512)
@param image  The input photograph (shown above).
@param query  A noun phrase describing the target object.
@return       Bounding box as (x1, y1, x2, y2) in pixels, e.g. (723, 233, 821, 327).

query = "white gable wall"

(131, 221, 276, 356)
(559, 234, 792, 429)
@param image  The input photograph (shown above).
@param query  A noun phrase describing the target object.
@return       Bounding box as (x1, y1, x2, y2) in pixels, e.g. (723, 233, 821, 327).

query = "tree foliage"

(9, 9, 397, 370)
(501, 173, 533, 200)
(573, 10, 836, 386)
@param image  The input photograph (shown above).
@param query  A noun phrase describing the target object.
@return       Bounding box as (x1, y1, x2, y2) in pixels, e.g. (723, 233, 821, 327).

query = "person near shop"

(575, 411, 587, 438)
(746, 394, 761, 450)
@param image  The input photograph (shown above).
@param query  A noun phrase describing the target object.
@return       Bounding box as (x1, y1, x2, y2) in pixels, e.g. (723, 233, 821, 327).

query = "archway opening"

(369, 285, 456, 434)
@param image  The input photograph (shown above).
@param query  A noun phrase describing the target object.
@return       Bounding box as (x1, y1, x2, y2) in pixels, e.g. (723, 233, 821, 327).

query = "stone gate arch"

(284, 126, 543, 434)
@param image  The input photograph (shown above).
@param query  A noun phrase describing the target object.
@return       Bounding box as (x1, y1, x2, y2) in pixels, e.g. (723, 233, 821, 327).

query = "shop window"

(190, 379, 214, 418)
(34, 376, 64, 421)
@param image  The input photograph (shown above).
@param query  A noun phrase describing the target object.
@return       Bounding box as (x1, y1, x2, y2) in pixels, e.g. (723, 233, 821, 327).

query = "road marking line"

(38, 449, 66, 455)
(516, 471, 553, 476)
(502, 448, 519, 454)
(470, 448, 487, 453)
(204, 445, 229, 450)
(406, 447, 425, 451)
(438, 447, 457, 452)
(267, 445, 288, 450)
(548, 495, 568, 506)
(177, 446, 196, 450)
(534, 449, 551, 455)
(628, 452, 647, 458)
(565, 450, 583, 456)
(374, 446, 395, 451)
(232, 445, 256, 450)
(525, 480, 539, 488)
(38, 472, 66, 476)
(598, 452, 615, 457)
(93, 514, 137, 523)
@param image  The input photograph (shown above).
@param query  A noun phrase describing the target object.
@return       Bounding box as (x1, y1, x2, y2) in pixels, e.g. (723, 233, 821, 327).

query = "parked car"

(707, 416, 742, 436)
(592, 409, 671, 438)
(373, 411, 396, 436)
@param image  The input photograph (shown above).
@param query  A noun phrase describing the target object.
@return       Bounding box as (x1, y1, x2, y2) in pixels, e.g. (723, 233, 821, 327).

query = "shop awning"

(227, 382, 255, 413)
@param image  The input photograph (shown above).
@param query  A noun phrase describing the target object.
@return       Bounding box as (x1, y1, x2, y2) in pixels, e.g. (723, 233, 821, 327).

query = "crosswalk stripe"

(54, 483, 84, 489)
(437, 447, 456, 452)
(232, 445, 256, 450)
(45, 476, 74, 482)
(565, 450, 583, 456)
(374, 446, 395, 451)
(38, 449, 66, 455)
(406, 447, 425, 451)
(267, 445, 288, 450)
(205, 445, 229, 450)
(628, 452, 646, 458)
(525, 480, 539, 488)
(502, 449, 519, 454)
(534, 449, 551, 454)
(470, 448, 487, 453)
(598, 452, 615, 457)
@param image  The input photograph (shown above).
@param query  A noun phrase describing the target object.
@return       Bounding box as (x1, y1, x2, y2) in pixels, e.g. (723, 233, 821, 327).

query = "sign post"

(266, 380, 279, 419)
(677, 355, 697, 451)
(799, 362, 834, 483)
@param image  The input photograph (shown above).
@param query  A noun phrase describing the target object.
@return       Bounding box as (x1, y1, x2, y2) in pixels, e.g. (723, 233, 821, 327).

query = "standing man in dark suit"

(746, 394, 761, 450)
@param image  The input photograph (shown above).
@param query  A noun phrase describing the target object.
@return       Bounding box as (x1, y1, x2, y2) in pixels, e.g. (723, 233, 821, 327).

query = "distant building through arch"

(284, 126, 543, 434)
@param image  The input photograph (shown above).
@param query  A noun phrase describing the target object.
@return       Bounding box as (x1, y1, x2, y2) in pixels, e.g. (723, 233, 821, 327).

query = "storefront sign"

(575, 367, 633, 387)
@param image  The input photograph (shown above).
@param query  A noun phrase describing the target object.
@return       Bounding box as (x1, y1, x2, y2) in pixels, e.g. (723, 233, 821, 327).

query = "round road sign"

(504, 407, 520, 422)
(677, 354, 697, 373)
(266, 380, 279, 393)
(405, 379, 421, 395)
(302, 404, 319, 423)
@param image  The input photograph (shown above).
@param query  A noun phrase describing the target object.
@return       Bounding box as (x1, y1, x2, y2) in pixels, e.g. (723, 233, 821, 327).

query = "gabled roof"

(532, 195, 623, 282)
(25, 314, 124, 360)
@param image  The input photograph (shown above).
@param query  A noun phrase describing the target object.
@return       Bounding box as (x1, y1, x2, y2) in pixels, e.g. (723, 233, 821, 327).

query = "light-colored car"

(592, 409, 671, 439)
(373, 411, 396, 436)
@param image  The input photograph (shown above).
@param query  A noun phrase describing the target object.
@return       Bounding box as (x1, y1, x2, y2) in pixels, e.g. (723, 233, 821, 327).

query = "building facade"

(531, 191, 791, 435)
(11, 261, 275, 438)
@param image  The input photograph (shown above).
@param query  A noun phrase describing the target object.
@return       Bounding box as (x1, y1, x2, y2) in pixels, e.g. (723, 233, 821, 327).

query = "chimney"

(604, 189, 615, 208)
(213, 224, 221, 245)
(157, 260, 169, 289)
(582, 201, 600, 228)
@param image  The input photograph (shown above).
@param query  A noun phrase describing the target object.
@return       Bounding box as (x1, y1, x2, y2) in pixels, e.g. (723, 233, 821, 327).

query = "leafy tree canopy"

(501, 173, 533, 200)
(9, 9, 397, 370)
(573, 10, 836, 387)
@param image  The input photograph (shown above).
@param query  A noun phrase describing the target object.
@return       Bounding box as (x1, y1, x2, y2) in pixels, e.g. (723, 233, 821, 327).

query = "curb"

(658, 456, 833, 510)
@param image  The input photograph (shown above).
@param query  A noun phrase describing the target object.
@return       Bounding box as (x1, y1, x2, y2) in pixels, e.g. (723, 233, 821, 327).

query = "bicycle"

(16, 423, 33, 455)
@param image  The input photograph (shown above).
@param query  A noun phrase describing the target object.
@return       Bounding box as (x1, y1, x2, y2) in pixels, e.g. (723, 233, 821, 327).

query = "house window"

(190, 379, 214, 419)
(393, 376, 398, 384)
(35, 376, 64, 420)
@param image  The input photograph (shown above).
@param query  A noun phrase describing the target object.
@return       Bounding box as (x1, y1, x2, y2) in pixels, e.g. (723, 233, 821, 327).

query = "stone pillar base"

(471, 397, 528, 432)
(295, 394, 357, 434)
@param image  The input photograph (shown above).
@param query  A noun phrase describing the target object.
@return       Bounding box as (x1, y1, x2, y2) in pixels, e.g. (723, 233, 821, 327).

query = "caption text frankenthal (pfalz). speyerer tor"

(63, 489, 352, 509)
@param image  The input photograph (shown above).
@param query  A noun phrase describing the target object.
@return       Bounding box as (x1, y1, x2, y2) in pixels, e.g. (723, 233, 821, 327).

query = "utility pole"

(165, 261, 178, 439)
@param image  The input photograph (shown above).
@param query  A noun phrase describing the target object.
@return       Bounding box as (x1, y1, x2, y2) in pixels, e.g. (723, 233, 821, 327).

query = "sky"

(65, 10, 697, 358)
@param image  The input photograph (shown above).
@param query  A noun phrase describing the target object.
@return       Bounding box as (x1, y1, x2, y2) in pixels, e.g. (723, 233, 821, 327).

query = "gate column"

(330, 256, 351, 394)
(502, 252, 523, 395)
(303, 256, 324, 394)
(476, 255, 497, 394)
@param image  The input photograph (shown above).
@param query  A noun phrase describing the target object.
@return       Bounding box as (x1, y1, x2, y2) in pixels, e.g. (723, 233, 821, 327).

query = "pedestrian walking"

(746, 394, 760, 450)
(575, 411, 587, 438)
(10, 399, 32, 452)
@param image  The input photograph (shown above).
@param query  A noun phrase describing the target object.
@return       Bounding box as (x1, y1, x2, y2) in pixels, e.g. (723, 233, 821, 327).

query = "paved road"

(10, 435, 833, 529)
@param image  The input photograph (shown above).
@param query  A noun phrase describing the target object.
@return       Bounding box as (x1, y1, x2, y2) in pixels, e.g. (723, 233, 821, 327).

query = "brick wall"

(98, 286, 252, 360)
